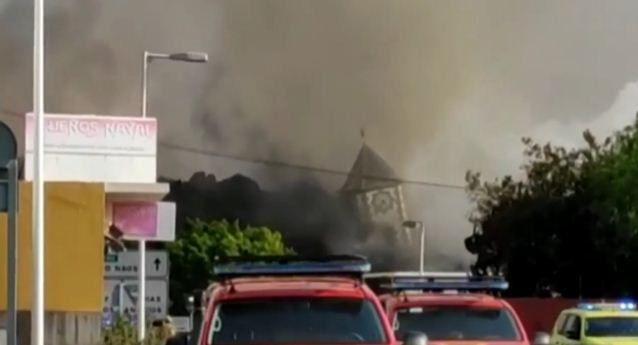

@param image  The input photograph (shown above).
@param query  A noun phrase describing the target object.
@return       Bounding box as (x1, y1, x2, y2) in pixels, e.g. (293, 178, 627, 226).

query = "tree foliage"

(168, 219, 294, 313)
(465, 116, 638, 297)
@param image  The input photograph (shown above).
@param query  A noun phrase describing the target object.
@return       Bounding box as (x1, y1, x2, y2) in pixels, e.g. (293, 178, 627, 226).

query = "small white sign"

(105, 250, 168, 278)
(156, 202, 176, 242)
(104, 279, 168, 320)
(171, 316, 192, 333)
(0, 329, 6, 345)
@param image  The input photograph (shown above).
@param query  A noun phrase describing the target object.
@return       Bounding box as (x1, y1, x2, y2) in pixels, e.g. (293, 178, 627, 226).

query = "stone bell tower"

(340, 132, 408, 242)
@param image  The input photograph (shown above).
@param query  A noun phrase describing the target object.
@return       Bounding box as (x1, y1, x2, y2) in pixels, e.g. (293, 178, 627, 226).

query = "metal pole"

(187, 296, 195, 334)
(138, 240, 146, 340)
(7, 160, 18, 345)
(141, 51, 149, 119)
(189, 310, 194, 337)
(419, 223, 425, 275)
(137, 51, 149, 340)
(118, 283, 124, 317)
(32, 0, 46, 341)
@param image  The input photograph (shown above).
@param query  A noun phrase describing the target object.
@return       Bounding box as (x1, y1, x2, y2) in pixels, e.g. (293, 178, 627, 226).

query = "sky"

(2, 0, 638, 267)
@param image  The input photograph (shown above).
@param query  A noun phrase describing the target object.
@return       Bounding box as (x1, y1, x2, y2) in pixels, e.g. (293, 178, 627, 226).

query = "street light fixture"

(137, 50, 208, 341)
(402, 220, 425, 275)
(141, 51, 209, 118)
(146, 51, 209, 64)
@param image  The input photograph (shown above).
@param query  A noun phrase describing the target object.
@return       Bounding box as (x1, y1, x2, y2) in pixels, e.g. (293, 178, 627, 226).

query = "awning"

(105, 182, 169, 201)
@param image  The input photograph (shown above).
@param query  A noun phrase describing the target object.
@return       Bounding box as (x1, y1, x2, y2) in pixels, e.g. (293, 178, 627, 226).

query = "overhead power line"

(0, 107, 467, 191)
(158, 141, 466, 190)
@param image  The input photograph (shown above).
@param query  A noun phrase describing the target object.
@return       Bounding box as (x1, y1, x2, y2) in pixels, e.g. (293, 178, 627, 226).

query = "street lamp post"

(402, 220, 425, 275)
(32, 0, 45, 343)
(138, 50, 208, 341)
(186, 295, 195, 335)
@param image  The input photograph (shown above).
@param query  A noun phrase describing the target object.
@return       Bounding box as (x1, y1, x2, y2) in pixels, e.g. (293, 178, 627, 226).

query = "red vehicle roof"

(380, 292, 510, 309)
(379, 292, 529, 345)
(198, 276, 395, 345)
(212, 276, 373, 300)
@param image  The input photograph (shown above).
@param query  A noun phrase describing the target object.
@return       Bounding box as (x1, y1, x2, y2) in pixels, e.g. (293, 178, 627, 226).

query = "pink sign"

(112, 202, 158, 239)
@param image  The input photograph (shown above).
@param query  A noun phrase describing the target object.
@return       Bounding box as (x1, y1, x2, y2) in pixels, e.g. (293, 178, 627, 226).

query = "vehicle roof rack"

(213, 255, 371, 281)
(364, 271, 508, 294)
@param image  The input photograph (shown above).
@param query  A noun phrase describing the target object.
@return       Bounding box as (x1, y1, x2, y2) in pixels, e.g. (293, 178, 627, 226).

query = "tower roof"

(340, 144, 400, 193)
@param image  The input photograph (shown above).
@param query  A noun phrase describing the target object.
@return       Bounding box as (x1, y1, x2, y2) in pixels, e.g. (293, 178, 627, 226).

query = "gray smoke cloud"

(3, 0, 638, 269)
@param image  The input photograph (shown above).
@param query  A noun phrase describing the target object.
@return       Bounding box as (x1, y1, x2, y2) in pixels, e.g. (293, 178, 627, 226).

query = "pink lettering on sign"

(30, 115, 156, 139)
(24, 113, 157, 155)
(112, 202, 158, 239)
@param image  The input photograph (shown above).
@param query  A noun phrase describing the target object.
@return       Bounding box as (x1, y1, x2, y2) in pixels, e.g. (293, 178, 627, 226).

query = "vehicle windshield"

(585, 317, 638, 337)
(209, 297, 387, 344)
(394, 306, 520, 341)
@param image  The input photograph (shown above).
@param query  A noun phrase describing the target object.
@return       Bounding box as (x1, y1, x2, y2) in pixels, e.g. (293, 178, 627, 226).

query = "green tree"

(465, 116, 638, 297)
(585, 121, 638, 293)
(168, 219, 294, 313)
(589, 122, 638, 233)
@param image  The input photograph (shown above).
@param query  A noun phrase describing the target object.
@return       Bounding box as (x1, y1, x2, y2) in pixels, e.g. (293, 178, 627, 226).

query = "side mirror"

(402, 331, 428, 345)
(532, 332, 551, 345)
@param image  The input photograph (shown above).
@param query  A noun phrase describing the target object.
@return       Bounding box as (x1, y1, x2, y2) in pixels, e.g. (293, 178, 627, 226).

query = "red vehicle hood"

(426, 342, 527, 345)
(231, 343, 388, 345)
(397, 341, 527, 345)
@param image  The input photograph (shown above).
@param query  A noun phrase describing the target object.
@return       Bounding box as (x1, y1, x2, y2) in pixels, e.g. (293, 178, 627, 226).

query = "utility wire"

(1, 109, 466, 190)
(159, 141, 466, 190)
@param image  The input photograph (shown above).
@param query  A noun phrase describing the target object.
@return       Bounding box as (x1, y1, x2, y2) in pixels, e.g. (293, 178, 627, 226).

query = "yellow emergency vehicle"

(549, 302, 638, 345)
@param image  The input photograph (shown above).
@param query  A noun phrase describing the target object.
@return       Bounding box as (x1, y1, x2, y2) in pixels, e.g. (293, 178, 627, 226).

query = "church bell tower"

(340, 132, 408, 242)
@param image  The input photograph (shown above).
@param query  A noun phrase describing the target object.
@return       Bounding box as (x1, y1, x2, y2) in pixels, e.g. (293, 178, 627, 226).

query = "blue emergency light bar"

(384, 277, 509, 292)
(577, 302, 637, 311)
(213, 255, 371, 280)
(365, 272, 509, 292)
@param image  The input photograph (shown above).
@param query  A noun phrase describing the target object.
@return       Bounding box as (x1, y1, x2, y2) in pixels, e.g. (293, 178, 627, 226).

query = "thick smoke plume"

(164, 172, 417, 271)
(3, 0, 638, 269)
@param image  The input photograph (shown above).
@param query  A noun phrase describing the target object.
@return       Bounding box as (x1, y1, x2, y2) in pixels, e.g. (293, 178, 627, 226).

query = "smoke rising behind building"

(3, 0, 638, 268)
